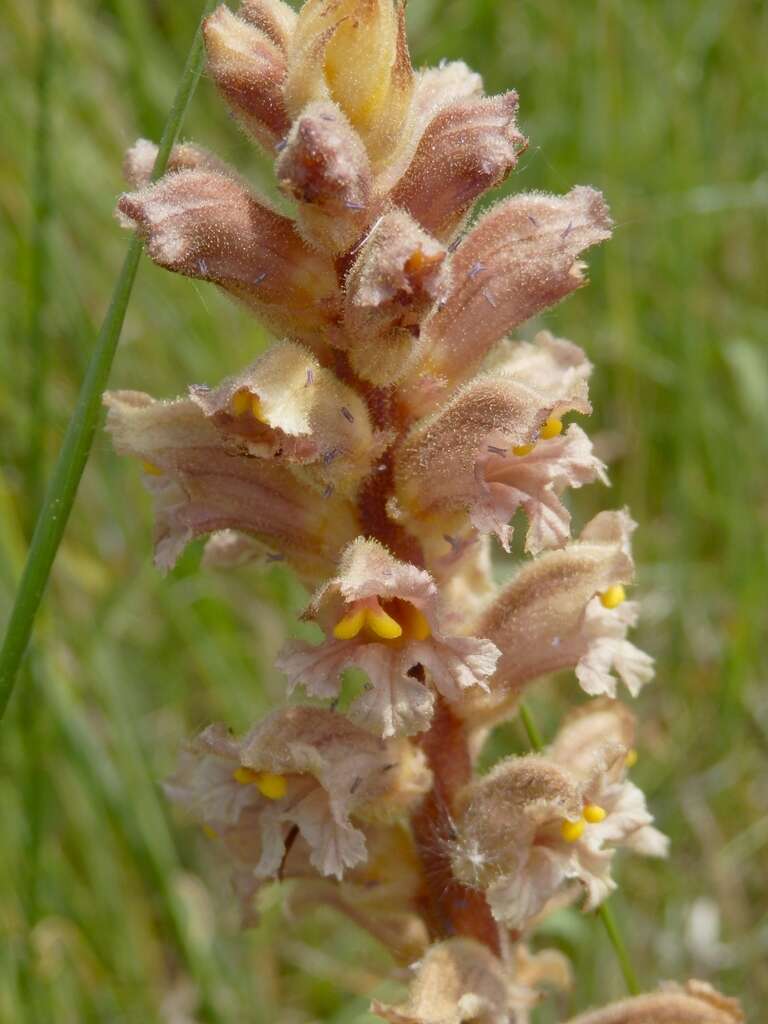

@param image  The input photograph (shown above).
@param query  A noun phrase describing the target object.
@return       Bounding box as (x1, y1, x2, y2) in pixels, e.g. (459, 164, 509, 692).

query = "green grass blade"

(25, 0, 54, 521)
(0, 0, 216, 721)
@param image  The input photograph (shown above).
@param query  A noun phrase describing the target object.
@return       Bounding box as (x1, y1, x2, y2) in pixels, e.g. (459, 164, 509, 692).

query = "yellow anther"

(231, 389, 251, 416)
(142, 461, 163, 476)
(233, 766, 287, 800)
(202, 824, 218, 840)
(512, 442, 535, 457)
(560, 817, 586, 843)
(600, 584, 626, 609)
(253, 771, 287, 801)
(333, 607, 366, 640)
(540, 417, 564, 440)
(584, 804, 607, 824)
(365, 607, 403, 640)
(625, 748, 638, 768)
(251, 395, 265, 421)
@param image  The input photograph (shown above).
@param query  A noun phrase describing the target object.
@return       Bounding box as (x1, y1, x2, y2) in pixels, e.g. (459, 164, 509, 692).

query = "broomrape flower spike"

(105, 0, 744, 1019)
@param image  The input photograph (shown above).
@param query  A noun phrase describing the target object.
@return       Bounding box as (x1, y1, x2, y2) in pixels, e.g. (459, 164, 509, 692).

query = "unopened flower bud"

(563, 980, 743, 1024)
(123, 138, 231, 188)
(391, 91, 526, 241)
(285, 0, 413, 167)
(419, 186, 612, 392)
(116, 170, 341, 348)
(203, 4, 290, 151)
(342, 210, 449, 384)
(276, 100, 373, 252)
(238, 0, 297, 51)
(371, 939, 513, 1024)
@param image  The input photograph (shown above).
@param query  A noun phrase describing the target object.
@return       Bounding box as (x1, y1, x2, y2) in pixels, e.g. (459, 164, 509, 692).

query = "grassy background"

(2, 0, 767, 1020)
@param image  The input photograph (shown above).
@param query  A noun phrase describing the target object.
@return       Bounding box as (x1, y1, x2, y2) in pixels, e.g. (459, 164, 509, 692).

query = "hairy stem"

(0, 0, 217, 721)
(411, 696, 501, 953)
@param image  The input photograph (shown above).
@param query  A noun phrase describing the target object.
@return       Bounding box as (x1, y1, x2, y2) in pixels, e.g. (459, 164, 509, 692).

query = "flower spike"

(107, 2, 743, 1018)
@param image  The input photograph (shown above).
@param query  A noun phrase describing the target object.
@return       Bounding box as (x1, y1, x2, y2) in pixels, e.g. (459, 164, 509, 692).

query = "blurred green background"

(2, 0, 767, 1020)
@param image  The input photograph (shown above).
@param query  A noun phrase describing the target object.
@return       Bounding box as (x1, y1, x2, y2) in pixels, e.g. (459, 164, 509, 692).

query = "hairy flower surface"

(452, 701, 667, 929)
(166, 706, 430, 880)
(277, 538, 500, 737)
(106, 1, 742, 1019)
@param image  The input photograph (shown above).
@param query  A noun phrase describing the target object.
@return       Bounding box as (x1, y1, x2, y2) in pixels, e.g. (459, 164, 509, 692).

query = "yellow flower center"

(333, 598, 431, 643)
(625, 748, 638, 768)
(561, 803, 607, 841)
(600, 584, 626, 609)
(233, 767, 287, 800)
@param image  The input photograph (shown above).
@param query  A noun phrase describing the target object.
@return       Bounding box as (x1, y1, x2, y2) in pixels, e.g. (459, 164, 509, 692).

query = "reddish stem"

(410, 695, 501, 954)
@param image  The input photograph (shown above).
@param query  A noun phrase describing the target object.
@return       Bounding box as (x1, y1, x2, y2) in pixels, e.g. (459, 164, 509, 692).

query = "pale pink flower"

(103, 388, 357, 584)
(166, 706, 431, 881)
(464, 510, 654, 728)
(452, 701, 666, 929)
(277, 538, 500, 737)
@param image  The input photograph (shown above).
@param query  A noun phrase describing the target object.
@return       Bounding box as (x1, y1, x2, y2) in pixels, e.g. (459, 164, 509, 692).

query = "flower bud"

(238, 0, 297, 51)
(285, 0, 413, 167)
(116, 169, 341, 349)
(203, 4, 290, 151)
(342, 210, 449, 385)
(390, 92, 526, 241)
(276, 100, 373, 253)
(371, 939, 513, 1024)
(418, 186, 612, 394)
(122, 137, 231, 189)
(563, 981, 743, 1024)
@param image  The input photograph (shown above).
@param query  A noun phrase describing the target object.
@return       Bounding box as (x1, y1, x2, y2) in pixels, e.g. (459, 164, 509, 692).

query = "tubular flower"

(277, 538, 500, 737)
(451, 704, 667, 929)
(166, 707, 431, 881)
(463, 510, 654, 728)
(394, 332, 607, 552)
(107, 1, 743, 1019)
(103, 388, 358, 585)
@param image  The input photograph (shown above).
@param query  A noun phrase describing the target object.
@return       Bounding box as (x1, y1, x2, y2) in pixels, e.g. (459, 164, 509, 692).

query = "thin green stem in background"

(0, 0, 216, 722)
(519, 700, 544, 752)
(519, 700, 640, 995)
(25, 0, 54, 521)
(597, 901, 640, 996)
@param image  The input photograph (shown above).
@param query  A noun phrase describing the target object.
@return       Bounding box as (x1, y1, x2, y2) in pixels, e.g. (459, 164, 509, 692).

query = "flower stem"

(0, 0, 217, 722)
(518, 700, 544, 752)
(597, 901, 641, 995)
(518, 700, 641, 994)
